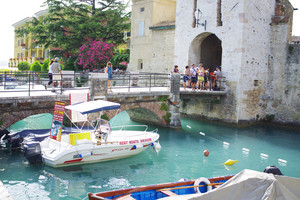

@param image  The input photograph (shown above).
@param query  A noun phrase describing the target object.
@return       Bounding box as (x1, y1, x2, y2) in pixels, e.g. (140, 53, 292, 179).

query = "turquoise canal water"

(1, 111, 300, 199)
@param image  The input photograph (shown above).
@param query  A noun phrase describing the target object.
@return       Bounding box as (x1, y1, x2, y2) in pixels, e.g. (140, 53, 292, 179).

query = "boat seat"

(160, 190, 178, 196)
(113, 194, 135, 200)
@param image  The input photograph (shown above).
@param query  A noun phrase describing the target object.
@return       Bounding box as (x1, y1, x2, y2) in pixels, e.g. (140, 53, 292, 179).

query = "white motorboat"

(24, 100, 161, 168)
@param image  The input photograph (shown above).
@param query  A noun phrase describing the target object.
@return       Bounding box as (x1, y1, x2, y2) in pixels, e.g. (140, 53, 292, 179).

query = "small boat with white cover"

(24, 100, 161, 167)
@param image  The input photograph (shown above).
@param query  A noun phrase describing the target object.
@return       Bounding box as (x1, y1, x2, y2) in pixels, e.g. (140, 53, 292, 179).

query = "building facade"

(128, 0, 176, 73)
(10, 10, 49, 68)
(128, 0, 300, 125)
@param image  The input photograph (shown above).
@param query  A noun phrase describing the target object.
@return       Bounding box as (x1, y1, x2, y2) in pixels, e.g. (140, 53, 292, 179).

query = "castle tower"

(129, 0, 298, 125)
(174, 0, 294, 124)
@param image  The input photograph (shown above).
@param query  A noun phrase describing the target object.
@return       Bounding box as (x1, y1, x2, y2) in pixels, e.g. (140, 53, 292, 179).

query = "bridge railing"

(111, 72, 170, 92)
(179, 75, 226, 91)
(0, 71, 226, 97)
(0, 71, 90, 96)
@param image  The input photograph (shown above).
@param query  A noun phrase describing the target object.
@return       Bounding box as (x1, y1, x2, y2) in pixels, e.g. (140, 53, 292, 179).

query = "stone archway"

(102, 100, 169, 127)
(189, 33, 222, 70)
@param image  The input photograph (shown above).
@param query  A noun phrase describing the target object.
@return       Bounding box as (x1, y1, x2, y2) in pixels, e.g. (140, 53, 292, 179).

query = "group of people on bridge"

(173, 64, 223, 91)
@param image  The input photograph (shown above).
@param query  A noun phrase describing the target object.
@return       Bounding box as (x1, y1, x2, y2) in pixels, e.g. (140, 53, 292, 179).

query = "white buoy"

(242, 148, 250, 152)
(186, 125, 191, 129)
(278, 159, 287, 163)
(260, 153, 269, 159)
(278, 159, 287, 166)
(223, 142, 230, 146)
(199, 132, 205, 136)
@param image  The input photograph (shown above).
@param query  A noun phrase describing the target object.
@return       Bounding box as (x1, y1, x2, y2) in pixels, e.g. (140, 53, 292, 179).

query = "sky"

(0, 0, 299, 67)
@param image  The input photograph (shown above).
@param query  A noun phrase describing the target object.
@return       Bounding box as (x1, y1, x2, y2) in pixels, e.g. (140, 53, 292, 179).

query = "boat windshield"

(96, 119, 111, 133)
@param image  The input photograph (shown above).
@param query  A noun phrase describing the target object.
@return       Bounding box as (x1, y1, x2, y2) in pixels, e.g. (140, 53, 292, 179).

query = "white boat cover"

(0, 181, 14, 200)
(65, 100, 120, 114)
(162, 169, 300, 200)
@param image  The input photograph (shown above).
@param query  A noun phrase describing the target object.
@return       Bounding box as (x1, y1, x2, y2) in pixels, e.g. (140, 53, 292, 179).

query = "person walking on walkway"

(106, 62, 113, 92)
(45, 59, 54, 90)
(52, 57, 62, 92)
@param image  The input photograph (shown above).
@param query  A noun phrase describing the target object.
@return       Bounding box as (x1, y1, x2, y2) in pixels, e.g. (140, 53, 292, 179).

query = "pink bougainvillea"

(78, 38, 115, 70)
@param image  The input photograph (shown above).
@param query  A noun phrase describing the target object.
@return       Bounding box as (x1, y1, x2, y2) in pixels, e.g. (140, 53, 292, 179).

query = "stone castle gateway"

(128, 0, 300, 126)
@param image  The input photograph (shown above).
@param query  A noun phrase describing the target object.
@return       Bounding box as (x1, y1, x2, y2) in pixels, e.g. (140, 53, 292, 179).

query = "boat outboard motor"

(263, 165, 283, 175)
(1, 129, 23, 151)
(23, 143, 43, 165)
(0, 129, 10, 140)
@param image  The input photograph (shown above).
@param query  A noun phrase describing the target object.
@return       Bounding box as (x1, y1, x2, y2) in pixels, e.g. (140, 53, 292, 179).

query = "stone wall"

(236, 0, 275, 122)
(0, 96, 69, 129)
(151, 28, 175, 73)
(265, 22, 300, 125)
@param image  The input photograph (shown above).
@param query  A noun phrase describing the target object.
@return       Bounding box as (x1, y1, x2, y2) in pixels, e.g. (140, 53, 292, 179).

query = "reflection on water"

(1, 111, 300, 199)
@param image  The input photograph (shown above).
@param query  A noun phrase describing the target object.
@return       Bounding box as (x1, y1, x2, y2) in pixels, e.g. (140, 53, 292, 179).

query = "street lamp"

(194, 9, 207, 30)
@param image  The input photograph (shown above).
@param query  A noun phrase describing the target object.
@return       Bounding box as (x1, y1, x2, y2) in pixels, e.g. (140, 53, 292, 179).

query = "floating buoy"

(260, 153, 269, 159)
(223, 142, 230, 146)
(223, 159, 238, 166)
(203, 149, 209, 157)
(199, 132, 205, 136)
(242, 148, 250, 152)
(186, 125, 191, 129)
(278, 159, 287, 163)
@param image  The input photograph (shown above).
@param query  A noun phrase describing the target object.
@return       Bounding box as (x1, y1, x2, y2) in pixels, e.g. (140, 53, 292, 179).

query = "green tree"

(31, 61, 42, 72)
(42, 58, 50, 71)
(111, 48, 129, 70)
(16, 0, 130, 60)
(17, 61, 30, 71)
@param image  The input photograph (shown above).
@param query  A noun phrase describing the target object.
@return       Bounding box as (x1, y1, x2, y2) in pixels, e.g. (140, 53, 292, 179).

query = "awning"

(65, 100, 120, 114)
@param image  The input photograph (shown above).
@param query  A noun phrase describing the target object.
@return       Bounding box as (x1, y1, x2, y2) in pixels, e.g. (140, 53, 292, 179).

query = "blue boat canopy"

(65, 100, 120, 114)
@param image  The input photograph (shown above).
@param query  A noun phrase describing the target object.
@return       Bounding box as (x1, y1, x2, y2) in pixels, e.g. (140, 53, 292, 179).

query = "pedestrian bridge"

(0, 72, 226, 130)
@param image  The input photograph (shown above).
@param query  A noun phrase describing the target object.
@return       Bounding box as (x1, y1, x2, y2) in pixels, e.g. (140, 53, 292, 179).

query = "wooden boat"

(88, 175, 233, 200)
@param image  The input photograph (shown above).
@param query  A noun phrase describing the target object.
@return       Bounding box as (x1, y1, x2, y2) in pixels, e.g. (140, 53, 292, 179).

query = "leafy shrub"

(158, 96, 169, 101)
(101, 114, 109, 120)
(17, 61, 30, 71)
(42, 58, 50, 71)
(62, 57, 81, 71)
(160, 103, 169, 112)
(78, 38, 115, 71)
(266, 114, 275, 122)
(163, 112, 171, 124)
(111, 48, 129, 70)
(31, 61, 42, 72)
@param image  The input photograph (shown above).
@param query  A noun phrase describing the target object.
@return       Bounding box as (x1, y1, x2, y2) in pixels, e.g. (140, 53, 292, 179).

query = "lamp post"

(194, 9, 207, 30)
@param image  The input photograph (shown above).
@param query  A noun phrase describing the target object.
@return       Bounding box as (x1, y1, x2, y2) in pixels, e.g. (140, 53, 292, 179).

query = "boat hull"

(88, 175, 233, 200)
(40, 130, 159, 167)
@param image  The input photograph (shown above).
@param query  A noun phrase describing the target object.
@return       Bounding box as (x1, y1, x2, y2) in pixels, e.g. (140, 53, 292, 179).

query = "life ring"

(194, 177, 212, 194)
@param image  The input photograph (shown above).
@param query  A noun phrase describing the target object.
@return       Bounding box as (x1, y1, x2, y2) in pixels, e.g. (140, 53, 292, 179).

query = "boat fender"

(79, 152, 93, 158)
(194, 177, 212, 194)
(153, 141, 161, 153)
(223, 159, 238, 166)
(133, 144, 144, 149)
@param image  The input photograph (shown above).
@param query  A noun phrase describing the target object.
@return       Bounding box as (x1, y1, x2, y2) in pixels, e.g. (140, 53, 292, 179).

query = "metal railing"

(0, 71, 90, 96)
(110, 72, 170, 92)
(179, 74, 226, 91)
(0, 71, 226, 97)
